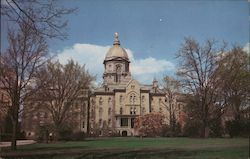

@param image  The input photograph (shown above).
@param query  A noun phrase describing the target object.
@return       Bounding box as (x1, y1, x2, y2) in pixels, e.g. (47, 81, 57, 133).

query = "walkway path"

(0, 140, 36, 148)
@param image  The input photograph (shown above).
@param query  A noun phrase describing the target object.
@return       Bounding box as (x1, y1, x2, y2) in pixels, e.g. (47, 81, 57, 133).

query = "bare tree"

(215, 46, 250, 120)
(1, 0, 76, 39)
(1, 0, 76, 150)
(0, 20, 48, 150)
(176, 37, 226, 137)
(162, 75, 181, 134)
(31, 60, 94, 140)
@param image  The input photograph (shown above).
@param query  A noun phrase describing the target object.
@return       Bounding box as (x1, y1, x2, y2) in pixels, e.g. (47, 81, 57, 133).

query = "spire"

(113, 32, 120, 45)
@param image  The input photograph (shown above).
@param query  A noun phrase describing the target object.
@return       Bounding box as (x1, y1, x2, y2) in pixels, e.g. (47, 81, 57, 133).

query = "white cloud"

(243, 43, 250, 54)
(56, 43, 175, 84)
(131, 57, 175, 75)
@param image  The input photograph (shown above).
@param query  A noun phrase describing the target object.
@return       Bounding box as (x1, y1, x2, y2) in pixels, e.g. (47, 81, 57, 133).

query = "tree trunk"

(11, 121, 17, 150)
(202, 119, 209, 138)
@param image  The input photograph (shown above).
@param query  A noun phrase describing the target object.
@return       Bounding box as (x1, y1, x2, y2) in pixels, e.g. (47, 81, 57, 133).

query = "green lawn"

(1, 137, 249, 159)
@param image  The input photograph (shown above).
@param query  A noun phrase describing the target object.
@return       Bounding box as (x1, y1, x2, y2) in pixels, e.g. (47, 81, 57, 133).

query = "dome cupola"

(104, 32, 129, 61)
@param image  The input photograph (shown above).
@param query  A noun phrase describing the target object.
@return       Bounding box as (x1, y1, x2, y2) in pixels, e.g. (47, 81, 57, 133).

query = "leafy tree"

(134, 113, 166, 137)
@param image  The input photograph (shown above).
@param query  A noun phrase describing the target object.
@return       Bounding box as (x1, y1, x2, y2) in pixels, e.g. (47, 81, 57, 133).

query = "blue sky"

(1, 0, 249, 85)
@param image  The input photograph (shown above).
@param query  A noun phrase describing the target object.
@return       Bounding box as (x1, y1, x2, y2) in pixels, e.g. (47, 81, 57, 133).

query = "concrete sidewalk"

(0, 140, 36, 147)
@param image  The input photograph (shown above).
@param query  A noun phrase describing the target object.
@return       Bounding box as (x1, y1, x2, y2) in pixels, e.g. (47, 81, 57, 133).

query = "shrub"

(57, 125, 73, 141)
(71, 131, 85, 141)
(226, 119, 249, 138)
(183, 120, 202, 137)
(209, 118, 222, 137)
(162, 123, 182, 137)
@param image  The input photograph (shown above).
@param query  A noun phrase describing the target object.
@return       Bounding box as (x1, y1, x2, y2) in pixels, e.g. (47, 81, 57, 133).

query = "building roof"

(104, 32, 129, 61)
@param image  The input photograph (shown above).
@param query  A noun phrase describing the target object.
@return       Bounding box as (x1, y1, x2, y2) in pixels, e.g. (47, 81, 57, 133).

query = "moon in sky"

(159, 19, 163, 22)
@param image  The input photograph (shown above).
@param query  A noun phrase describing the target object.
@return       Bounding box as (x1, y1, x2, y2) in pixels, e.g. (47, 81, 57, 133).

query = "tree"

(0, 20, 48, 150)
(1, 0, 76, 39)
(1, 0, 75, 150)
(162, 75, 181, 135)
(134, 113, 165, 137)
(177, 37, 226, 137)
(215, 46, 250, 120)
(30, 60, 94, 140)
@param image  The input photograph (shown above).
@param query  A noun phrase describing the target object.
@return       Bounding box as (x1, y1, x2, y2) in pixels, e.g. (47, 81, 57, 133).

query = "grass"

(1, 137, 249, 159)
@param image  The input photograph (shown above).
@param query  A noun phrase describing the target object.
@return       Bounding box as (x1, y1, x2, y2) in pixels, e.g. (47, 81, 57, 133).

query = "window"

(130, 93, 136, 104)
(120, 107, 123, 115)
(82, 121, 85, 128)
(99, 119, 102, 127)
(119, 95, 123, 104)
(108, 119, 111, 126)
(120, 118, 128, 127)
(131, 118, 135, 128)
(141, 96, 145, 103)
(99, 107, 103, 117)
(130, 107, 136, 115)
(115, 65, 121, 83)
(91, 109, 95, 118)
(99, 97, 103, 106)
(108, 107, 112, 115)
(159, 98, 162, 106)
(159, 107, 163, 113)
(108, 97, 112, 105)
(165, 97, 168, 103)
(130, 95, 133, 103)
(116, 65, 121, 73)
(141, 107, 146, 115)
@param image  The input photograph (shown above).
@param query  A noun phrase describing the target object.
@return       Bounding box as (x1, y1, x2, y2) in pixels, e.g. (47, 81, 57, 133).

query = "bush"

(71, 132, 85, 141)
(183, 120, 202, 137)
(226, 119, 249, 137)
(209, 118, 222, 137)
(56, 125, 73, 141)
(0, 131, 26, 142)
(0, 133, 12, 141)
(162, 123, 182, 137)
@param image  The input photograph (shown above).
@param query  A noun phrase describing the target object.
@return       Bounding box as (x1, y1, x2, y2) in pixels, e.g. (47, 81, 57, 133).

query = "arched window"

(141, 95, 145, 103)
(108, 119, 111, 126)
(115, 65, 122, 83)
(119, 95, 123, 104)
(99, 97, 103, 106)
(130, 107, 136, 115)
(130, 93, 136, 104)
(99, 107, 103, 117)
(116, 65, 121, 73)
(159, 107, 163, 113)
(108, 97, 112, 106)
(120, 107, 123, 115)
(99, 119, 102, 127)
(108, 107, 112, 115)
(141, 107, 146, 115)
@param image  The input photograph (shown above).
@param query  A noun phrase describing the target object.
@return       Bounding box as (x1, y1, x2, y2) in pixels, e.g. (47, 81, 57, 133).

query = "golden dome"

(105, 33, 129, 61)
